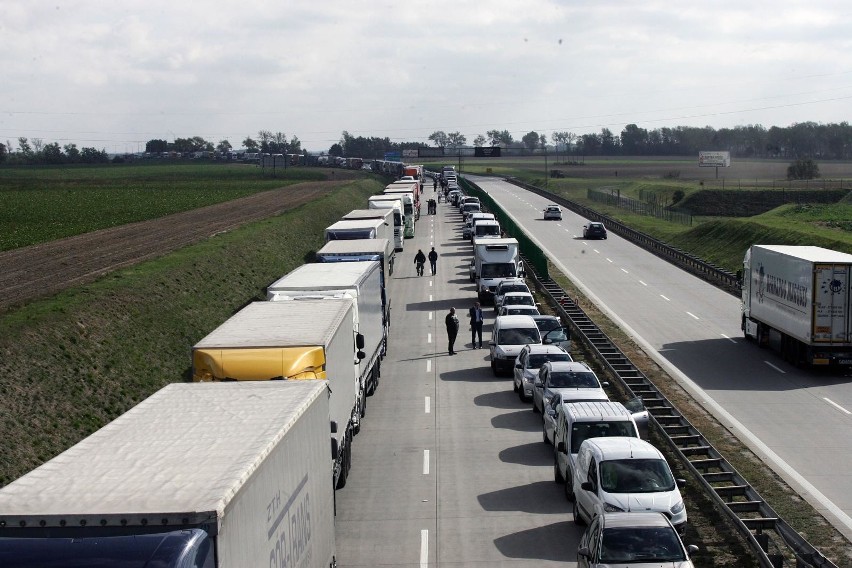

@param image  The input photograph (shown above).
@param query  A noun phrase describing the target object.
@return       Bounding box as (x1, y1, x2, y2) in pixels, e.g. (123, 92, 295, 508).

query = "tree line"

(0, 138, 110, 165)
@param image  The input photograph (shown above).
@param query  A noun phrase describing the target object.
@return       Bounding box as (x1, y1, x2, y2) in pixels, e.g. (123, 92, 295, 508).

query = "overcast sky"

(2, 0, 851, 153)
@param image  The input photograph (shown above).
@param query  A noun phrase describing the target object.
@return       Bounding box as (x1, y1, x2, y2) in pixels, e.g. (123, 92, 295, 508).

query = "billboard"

(402, 149, 419, 158)
(698, 151, 730, 167)
(384, 151, 401, 161)
(475, 146, 502, 157)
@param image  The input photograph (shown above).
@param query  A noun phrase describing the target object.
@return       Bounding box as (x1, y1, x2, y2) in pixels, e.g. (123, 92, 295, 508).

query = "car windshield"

(599, 459, 676, 493)
(528, 353, 571, 368)
(482, 264, 517, 278)
(476, 226, 500, 236)
(548, 371, 599, 388)
(504, 295, 534, 306)
(570, 421, 638, 453)
(497, 327, 541, 345)
(600, 526, 686, 562)
(542, 328, 567, 341)
(504, 307, 537, 315)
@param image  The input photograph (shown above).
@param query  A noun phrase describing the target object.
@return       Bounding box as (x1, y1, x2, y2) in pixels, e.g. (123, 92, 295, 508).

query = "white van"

(489, 315, 541, 376)
(552, 401, 649, 501)
(572, 437, 687, 532)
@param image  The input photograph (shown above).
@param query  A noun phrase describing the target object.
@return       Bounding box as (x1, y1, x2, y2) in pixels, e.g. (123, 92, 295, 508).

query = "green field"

(0, 163, 327, 251)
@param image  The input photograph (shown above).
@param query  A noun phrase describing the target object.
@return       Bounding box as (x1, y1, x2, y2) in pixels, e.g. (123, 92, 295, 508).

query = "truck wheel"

(565, 477, 575, 502)
(572, 500, 584, 525)
(554, 462, 564, 484)
(491, 360, 499, 376)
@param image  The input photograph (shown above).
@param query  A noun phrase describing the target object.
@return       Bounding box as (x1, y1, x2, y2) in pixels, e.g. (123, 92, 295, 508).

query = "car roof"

(495, 314, 538, 328)
(497, 278, 527, 287)
(524, 344, 568, 355)
(546, 204, 561, 209)
(561, 401, 631, 420)
(503, 291, 533, 297)
(600, 511, 673, 529)
(588, 221, 604, 226)
(581, 436, 662, 459)
(543, 361, 592, 372)
(531, 314, 559, 322)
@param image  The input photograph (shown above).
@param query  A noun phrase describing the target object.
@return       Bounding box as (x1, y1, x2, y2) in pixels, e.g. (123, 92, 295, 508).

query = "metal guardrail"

(522, 255, 839, 568)
(456, 175, 838, 566)
(504, 178, 742, 296)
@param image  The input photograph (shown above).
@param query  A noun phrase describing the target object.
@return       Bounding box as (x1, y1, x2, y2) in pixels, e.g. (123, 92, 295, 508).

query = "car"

(577, 511, 698, 567)
(499, 291, 536, 312)
(543, 205, 562, 220)
(572, 437, 687, 531)
(513, 344, 572, 402)
(493, 279, 530, 310)
(583, 222, 607, 239)
(531, 314, 571, 352)
(532, 361, 608, 415)
(489, 315, 542, 376)
(554, 400, 649, 501)
(498, 305, 540, 317)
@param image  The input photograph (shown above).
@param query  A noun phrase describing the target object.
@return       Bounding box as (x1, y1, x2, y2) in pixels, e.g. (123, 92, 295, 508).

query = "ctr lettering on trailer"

(754, 264, 809, 308)
(268, 474, 313, 568)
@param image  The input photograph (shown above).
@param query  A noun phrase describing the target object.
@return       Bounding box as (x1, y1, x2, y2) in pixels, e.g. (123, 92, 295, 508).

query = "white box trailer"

(0, 381, 336, 568)
(325, 218, 394, 257)
(317, 237, 393, 282)
(192, 299, 361, 489)
(382, 189, 416, 237)
(267, 260, 385, 397)
(367, 196, 404, 251)
(742, 245, 852, 366)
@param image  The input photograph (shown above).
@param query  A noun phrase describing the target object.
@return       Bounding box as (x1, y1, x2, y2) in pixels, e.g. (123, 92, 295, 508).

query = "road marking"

(686, 311, 699, 320)
(824, 397, 852, 415)
(639, 280, 647, 286)
(621, 268, 629, 274)
(429, 311, 433, 320)
(721, 333, 737, 343)
(765, 361, 786, 374)
(429, 280, 433, 287)
(426, 359, 431, 373)
(429, 294, 433, 301)
(423, 450, 430, 474)
(427, 333, 432, 343)
(606, 258, 613, 263)
(660, 294, 671, 301)
(425, 396, 431, 413)
(420, 530, 428, 568)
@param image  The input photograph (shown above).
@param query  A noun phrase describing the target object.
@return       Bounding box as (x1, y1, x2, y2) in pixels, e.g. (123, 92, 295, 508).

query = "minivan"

(572, 437, 687, 532)
(490, 315, 541, 376)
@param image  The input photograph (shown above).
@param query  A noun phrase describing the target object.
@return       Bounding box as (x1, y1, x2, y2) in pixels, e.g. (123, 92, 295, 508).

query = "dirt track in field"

(0, 182, 341, 313)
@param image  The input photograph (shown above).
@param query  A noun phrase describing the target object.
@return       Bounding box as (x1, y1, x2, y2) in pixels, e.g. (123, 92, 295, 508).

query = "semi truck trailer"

(324, 217, 393, 250)
(382, 188, 416, 237)
(192, 299, 362, 489)
(470, 237, 524, 304)
(742, 244, 852, 366)
(0, 381, 337, 568)
(366, 196, 404, 251)
(267, 260, 386, 397)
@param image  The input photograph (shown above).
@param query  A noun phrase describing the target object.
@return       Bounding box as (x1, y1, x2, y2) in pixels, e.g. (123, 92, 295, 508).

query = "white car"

(493, 278, 530, 310)
(543, 205, 562, 220)
(531, 315, 571, 352)
(578, 512, 697, 567)
(499, 291, 536, 312)
(498, 305, 540, 317)
(513, 344, 572, 402)
(490, 315, 542, 376)
(532, 361, 608, 414)
(573, 437, 687, 532)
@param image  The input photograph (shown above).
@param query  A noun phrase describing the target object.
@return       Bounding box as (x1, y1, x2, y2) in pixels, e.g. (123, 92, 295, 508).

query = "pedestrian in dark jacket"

(468, 301, 484, 348)
(414, 249, 426, 276)
(445, 307, 459, 355)
(428, 247, 438, 275)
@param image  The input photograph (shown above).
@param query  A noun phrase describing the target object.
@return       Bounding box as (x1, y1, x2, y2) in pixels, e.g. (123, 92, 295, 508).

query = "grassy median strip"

(0, 178, 381, 485)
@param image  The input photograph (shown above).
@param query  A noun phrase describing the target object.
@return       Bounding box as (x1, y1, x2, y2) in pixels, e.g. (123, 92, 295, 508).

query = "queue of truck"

(0, 178, 425, 567)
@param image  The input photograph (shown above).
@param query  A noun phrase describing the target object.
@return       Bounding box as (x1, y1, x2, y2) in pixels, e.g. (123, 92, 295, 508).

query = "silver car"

(532, 361, 609, 414)
(543, 204, 562, 220)
(513, 345, 572, 402)
(578, 512, 697, 567)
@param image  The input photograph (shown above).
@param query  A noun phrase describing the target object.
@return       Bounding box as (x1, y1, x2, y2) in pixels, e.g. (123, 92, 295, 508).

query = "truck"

(741, 244, 852, 366)
(382, 188, 416, 237)
(367, 195, 404, 251)
(324, 216, 393, 253)
(192, 299, 362, 489)
(403, 164, 424, 189)
(317, 236, 393, 282)
(470, 237, 524, 304)
(267, 260, 386, 398)
(0, 381, 337, 568)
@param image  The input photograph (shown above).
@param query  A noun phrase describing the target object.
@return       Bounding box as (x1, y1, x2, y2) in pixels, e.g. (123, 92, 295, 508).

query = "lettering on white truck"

(268, 474, 313, 568)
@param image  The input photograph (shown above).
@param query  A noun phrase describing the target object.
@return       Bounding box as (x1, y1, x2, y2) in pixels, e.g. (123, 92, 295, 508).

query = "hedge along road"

(0, 182, 340, 313)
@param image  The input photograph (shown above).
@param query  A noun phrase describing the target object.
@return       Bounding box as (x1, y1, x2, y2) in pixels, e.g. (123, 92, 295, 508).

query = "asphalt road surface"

(335, 195, 582, 566)
(470, 175, 852, 542)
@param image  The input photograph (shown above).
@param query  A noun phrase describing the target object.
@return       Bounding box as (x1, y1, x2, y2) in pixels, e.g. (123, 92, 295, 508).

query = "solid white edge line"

(824, 397, 852, 415)
(425, 396, 431, 413)
(686, 311, 699, 320)
(420, 529, 428, 568)
(765, 361, 786, 374)
(423, 450, 430, 474)
(472, 182, 852, 537)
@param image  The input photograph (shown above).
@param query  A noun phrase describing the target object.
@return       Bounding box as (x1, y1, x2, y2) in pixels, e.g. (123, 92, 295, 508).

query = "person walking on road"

(468, 301, 484, 349)
(433, 178, 437, 192)
(414, 249, 426, 276)
(428, 247, 438, 275)
(445, 307, 459, 355)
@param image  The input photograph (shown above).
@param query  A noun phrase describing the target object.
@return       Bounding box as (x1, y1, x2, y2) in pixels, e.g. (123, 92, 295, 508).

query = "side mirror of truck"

(356, 333, 365, 350)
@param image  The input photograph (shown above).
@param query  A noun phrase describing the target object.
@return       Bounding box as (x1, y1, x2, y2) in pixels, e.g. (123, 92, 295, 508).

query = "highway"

(335, 195, 581, 566)
(469, 175, 852, 543)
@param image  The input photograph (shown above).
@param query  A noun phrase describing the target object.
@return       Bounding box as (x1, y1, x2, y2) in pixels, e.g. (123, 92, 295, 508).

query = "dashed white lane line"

(660, 294, 671, 301)
(606, 258, 613, 263)
(430, 280, 433, 287)
(420, 530, 428, 568)
(721, 333, 737, 343)
(621, 268, 629, 274)
(426, 359, 431, 373)
(824, 398, 851, 415)
(429, 294, 433, 301)
(429, 311, 433, 320)
(765, 361, 786, 374)
(427, 333, 432, 343)
(423, 450, 430, 474)
(686, 311, 699, 320)
(639, 280, 648, 286)
(425, 396, 431, 413)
